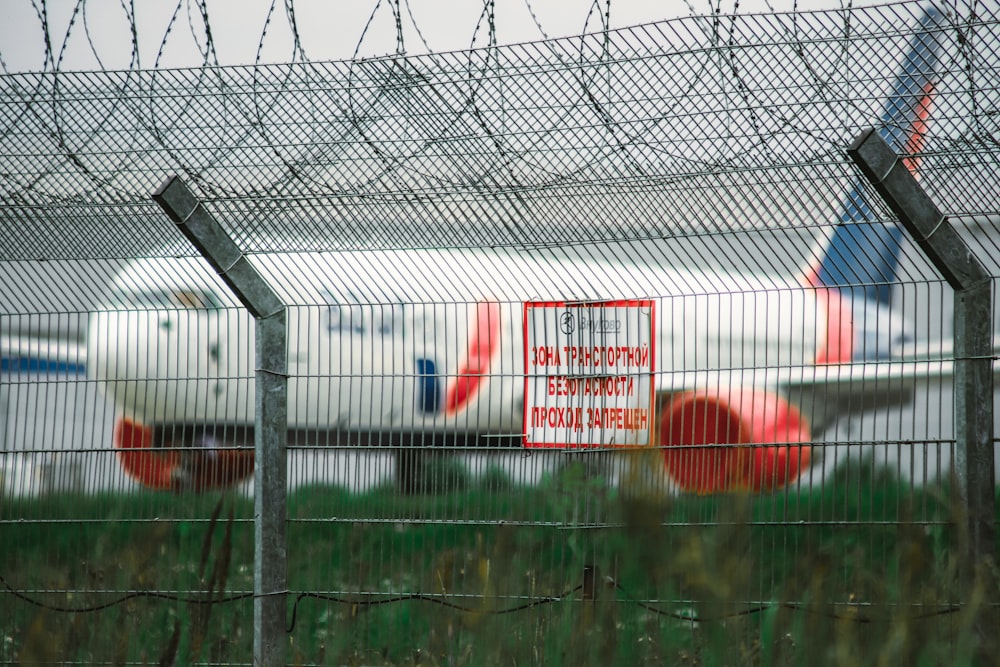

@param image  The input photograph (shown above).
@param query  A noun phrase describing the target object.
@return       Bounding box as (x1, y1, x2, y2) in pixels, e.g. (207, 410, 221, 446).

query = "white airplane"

(85, 7, 945, 494)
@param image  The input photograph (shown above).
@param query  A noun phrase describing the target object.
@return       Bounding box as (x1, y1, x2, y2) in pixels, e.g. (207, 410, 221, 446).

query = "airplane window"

(322, 288, 405, 335)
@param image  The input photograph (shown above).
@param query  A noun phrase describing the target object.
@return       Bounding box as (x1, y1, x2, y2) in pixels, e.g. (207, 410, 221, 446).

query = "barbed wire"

(3, 0, 709, 74)
(1, 570, 976, 636)
(0, 1, 997, 261)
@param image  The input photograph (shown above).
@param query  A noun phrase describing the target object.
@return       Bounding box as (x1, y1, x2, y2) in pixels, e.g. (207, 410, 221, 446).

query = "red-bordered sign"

(523, 299, 656, 448)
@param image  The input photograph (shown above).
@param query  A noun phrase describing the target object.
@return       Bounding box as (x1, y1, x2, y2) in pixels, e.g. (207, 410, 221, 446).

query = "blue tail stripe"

(816, 6, 944, 304)
(881, 7, 945, 152)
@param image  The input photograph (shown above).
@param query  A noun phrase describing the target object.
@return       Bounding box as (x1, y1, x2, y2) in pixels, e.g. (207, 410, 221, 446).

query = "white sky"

(0, 0, 886, 73)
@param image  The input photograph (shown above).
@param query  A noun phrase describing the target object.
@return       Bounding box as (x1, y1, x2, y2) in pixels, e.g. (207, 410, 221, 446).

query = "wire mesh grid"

(1, 1, 999, 664)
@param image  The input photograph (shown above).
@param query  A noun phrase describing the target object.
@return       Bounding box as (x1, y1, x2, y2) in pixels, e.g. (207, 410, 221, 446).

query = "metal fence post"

(847, 129, 995, 564)
(152, 176, 288, 666)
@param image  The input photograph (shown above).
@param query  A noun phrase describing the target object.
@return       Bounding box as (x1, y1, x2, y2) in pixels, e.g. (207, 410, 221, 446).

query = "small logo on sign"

(560, 311, 576, 335)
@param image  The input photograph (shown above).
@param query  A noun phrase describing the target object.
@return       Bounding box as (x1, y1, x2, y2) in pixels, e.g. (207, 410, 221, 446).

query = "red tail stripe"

(813, 287, 854, 365)
(902, 85, 934, 174)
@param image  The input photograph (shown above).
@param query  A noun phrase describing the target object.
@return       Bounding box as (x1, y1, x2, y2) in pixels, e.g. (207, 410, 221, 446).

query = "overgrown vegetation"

(1, 457, 997, 665)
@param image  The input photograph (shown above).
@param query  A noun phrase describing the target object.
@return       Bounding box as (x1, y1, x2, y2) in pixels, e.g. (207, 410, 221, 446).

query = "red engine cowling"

(659, 390, 811, 493)
(114, 418, 255, 491)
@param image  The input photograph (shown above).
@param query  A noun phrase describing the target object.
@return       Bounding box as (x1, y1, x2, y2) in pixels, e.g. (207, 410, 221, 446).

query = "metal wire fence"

(2, 1, 1000, 664)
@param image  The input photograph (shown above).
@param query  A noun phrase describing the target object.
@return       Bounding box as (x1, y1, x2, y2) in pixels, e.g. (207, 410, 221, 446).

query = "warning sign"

(523, 300, 655, 448)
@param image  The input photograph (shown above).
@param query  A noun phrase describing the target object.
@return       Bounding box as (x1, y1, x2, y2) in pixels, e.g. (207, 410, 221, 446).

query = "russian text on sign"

(523, 300, 655, 448)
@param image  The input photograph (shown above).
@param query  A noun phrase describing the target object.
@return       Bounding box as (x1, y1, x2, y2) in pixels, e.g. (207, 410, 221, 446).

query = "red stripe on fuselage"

(445, 301, 501, 415)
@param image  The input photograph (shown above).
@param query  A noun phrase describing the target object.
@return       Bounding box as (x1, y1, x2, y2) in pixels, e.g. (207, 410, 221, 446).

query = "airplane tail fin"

(808, 6, 946, 362)
(811, 6, 945, 303)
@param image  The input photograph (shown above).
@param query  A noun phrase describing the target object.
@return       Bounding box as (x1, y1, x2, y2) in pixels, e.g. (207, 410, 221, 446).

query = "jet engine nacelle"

(659, 389, 811, 493)
(114, 418, 255, 491)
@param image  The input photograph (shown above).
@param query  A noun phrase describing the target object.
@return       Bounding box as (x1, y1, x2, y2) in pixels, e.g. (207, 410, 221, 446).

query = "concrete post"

(848, 128, 995, 565)
(152, 176, 288, 666)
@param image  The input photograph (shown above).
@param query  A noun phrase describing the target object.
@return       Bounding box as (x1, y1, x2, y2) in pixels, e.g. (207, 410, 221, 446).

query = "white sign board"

(523, 300, 655, 448)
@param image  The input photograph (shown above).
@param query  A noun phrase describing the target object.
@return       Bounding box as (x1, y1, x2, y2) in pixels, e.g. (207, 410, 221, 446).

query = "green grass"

(1, 458, 997, 665)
